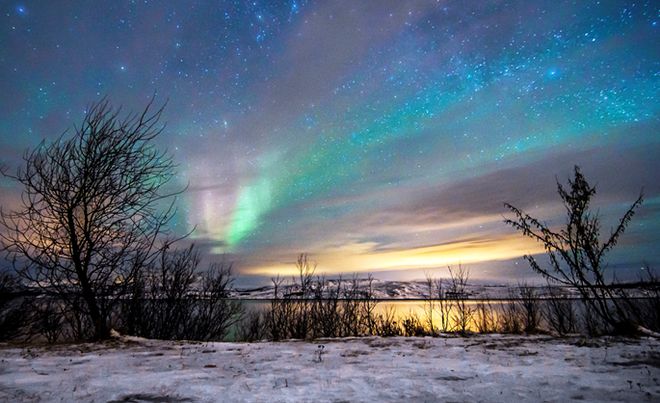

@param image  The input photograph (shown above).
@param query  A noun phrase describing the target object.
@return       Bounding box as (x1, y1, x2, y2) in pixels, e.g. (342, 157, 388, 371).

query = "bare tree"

(0, 98, 182, 340)
(434, 277, 453, 333)
(504, 166, 643, 334)
(517, 282, 541, 333)
(448, 264, 473, 334)
(311, 274, 342, 338)
(266, 275, 289, 340)
(423, 273, 436, 335)
(295, 253, 316, 297)
(287, 254, 315, 339)
(359, 274, 378, 335)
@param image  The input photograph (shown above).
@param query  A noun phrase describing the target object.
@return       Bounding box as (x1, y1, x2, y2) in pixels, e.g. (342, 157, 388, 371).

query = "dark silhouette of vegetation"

(636, 266, 660, 331)
(423, 273, 437, 335)
(474, 301, 497, 333)
(241, 253, 382, 341)
(448, 265, 474, 334)
(422, 266, 472, 335)
(236, 310, 267, 342)
(0, 97, 183, 340)
(30, 297, 65, 343)
(544, 282, 578, 335)
(516, 282, 541, 333)
(433, 277, 453, 333)
(499, 287, 523, 334)
(234, 262, 581, 341)
(2, 152, 657, 343)
(505, 166, 644, 335)
(119, 244, 242, 341)
(402, 313, 427, 337)
(0, 273, 27, 340)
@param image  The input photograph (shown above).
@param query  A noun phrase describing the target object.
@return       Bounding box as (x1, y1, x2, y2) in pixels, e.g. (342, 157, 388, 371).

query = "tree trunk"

(80, 277, 108, 340)
(68, 210, 108, 340)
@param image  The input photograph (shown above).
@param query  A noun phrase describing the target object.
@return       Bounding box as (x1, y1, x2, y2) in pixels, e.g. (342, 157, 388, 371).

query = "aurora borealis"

(1, 1, 658, 283)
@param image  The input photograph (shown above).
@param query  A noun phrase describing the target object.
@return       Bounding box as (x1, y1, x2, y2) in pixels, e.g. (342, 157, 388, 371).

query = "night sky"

(1, 1, 658, 284)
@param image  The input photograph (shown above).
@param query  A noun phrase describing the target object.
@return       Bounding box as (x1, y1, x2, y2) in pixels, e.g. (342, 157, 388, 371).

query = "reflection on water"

(374, 300, 507, 333)
(240, 299, 522, 334)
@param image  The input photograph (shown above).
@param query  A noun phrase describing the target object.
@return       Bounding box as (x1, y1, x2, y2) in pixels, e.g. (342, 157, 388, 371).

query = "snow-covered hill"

(233, 279, 580, 300)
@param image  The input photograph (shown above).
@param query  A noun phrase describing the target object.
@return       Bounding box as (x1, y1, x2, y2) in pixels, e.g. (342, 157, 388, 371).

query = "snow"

(234, 280, 592, 300)
(1, 335, 658, 402)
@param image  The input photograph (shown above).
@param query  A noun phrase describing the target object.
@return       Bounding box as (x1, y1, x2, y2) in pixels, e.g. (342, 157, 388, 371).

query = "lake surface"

(237, 298, 541, 334)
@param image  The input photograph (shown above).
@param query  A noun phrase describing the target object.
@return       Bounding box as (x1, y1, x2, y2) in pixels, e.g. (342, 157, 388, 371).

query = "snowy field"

(1, 335, 658, 402)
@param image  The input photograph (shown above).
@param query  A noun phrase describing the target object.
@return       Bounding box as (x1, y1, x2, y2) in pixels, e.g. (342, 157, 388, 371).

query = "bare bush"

(287, 254, 316, 339)
(340, 278, 364, 337)
(265, 275, 291, 341)
(434, 277, 453, 333)
(358, 274, 378, 336)
(635, 266, 660, 331)
(118, 244, 242, 341)
(423, 273, 436, 335)
(448, 265, 474, 334)
(374, 307, 402, 337)
(500, 287, 523, 334)
(311, 275, 342, 338)
(505, 166, 644, 335)
(517, 282, 541, 333)
(236, 309, 267, 342)
(296, 253, 315, 297)
(608, 265, 660, 333)
(187, 263, 243, 341)
(581, 300, 606, 336)
(255, 258, 380, 340)
(0, 273, 28, 340)
(543, 283, 577, 335)
(30, 297, 65, 344)
(402, 313, 427, 337)
(474, 301, 498, 333)
(153, 244, 197, 339)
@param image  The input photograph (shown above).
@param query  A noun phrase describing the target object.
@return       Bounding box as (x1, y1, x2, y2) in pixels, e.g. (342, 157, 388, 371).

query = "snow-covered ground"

(1, 335, 658, 402)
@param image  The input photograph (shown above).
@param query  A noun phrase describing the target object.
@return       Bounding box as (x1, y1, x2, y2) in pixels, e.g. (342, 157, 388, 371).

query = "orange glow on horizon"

(242, 233, 545, 277)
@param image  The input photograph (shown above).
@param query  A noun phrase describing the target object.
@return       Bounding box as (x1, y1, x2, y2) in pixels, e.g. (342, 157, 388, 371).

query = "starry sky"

(1, 1, 658, 284)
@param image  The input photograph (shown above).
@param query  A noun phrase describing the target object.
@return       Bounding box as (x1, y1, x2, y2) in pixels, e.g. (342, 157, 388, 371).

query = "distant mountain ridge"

(232, 279, 581, 300)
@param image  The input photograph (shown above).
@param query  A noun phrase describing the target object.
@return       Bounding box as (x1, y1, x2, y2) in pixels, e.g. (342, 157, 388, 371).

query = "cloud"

(239, 232, 545, 277)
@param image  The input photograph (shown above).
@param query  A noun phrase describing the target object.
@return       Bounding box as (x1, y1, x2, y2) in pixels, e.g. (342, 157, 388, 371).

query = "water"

(237, 299, 539, 334)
